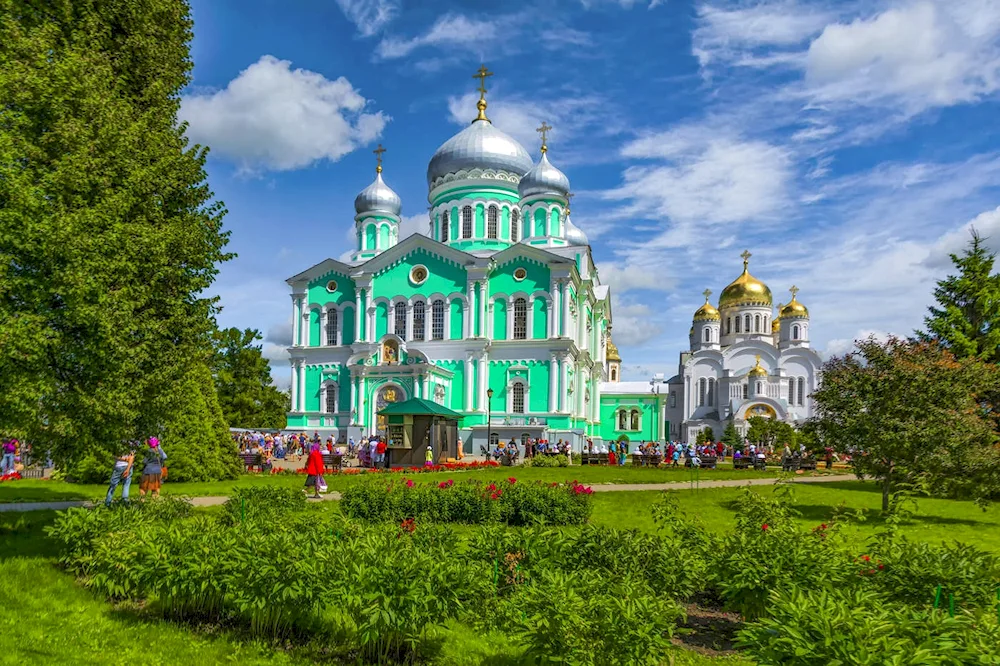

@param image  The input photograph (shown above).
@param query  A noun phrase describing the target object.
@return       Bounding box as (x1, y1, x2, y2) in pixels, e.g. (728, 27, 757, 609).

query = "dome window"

(441, 211, 449, 243)
(462, 206, 473, 239)
(511, 209, 520, 242)
(487, 205, 498, 239)
(513, 267, 528, 282)
(325, 279, 338, 293)
(410, 265, 429, 285)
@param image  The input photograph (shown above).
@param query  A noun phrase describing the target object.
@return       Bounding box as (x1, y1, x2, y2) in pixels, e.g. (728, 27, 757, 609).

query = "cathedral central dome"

(719, 252, 772, 308)
(427, 119, 533, 188)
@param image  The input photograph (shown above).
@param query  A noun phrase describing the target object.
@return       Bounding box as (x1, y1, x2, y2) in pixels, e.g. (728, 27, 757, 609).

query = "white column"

(405, 303, 414, 341)
(477, 356, 487, 412)
(290, 363, 299, 412)
(506, 298, 514, 339)
(359, 380, 367, 431)
(463, 303, 471, 338)
(292, 297, 301, 347)
(319, 306, 327, 346)
(298, 362, 307, 412)
(465, 358, 474, 411)
(527, 296, 535, 340)
(479, 282, 487, 337)
(367, 308, 376, 342)
(355, 292, 363, 342)
(485, 298, 492, 340)
(560, 358, 570, 412)
(423, 375, 430, 400)
(351, 376, 359, 423)
(424, 306, 432, 341)
(549, 357, 558, 412)
(562, 282, 570, 337)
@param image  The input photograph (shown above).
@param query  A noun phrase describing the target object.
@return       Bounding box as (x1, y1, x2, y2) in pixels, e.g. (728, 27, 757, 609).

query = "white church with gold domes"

(660, 250, 823, 443)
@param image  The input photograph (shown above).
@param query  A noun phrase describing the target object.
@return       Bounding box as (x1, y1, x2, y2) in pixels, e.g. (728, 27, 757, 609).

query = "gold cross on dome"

(473, 65, 493, 98)
(536, 121, 552, 154)
(789, 285, 799, 300)
(373, 144, 386, 173)
(702, 288, 712, 302)
(740, 249, 752, 269)
(565, 191, 575, 214)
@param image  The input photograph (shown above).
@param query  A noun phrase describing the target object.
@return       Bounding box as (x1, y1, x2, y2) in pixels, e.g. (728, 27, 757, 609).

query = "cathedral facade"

(660, 252, 823, 443)
(285, 69, 615, 455)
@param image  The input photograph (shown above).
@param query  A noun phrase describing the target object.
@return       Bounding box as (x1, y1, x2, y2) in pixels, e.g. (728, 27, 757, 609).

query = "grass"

(0, 462, 811, 503)
(4, 472, 998, 665)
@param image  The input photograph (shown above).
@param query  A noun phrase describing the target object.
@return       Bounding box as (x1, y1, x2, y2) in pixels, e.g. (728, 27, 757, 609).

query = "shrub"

(737, 586, 1000, 665)
(526, 455, 568, 468)
(220, 485, 307, 526)
(341, 477, 592, 526)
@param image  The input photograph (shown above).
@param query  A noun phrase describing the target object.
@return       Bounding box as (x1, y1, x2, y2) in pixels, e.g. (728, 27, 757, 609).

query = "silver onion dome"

(564, 214, 589, 246)
(427, 119, 534, 187)
(354, 171, 401, 216)
(518, 152, 570, 198)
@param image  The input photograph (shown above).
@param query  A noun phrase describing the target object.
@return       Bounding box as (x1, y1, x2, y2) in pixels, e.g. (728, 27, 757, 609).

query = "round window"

(325, 279, 338, 292)
(513, 267, 528, 281)
(410, 265, 428, 285)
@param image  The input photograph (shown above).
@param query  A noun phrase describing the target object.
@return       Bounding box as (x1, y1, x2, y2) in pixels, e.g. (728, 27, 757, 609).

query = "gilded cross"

(536, 121, 553, 154)
(789, 285, 799, 300)
(740, 249, 752, 269)
(702, 288, 712, 302)
(565, 191, 575, 214)
(373, 144, 386, 173)
(473, 65, 493, 98)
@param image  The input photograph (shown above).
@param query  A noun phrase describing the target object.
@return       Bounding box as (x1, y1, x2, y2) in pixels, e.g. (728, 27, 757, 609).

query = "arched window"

(489, 432, 499, 447)
(755, 314, 761, 332)
(726, 318, 732, 335)
(630, 409, 640, 431)
(412, 301, 425, 340)
(511, 209, 520, 242)
(797, 377, 805, 406)
(742, 384, 749, 399)
(757, 381, 763, 393)
(462, 205, 473, 238)
(487, 205, 498, 239)
(326, 309, 338, 346)
(788, 378, 795, 405)
(393, 302, 406, 338)
(512, 383, 526, 413)
(670, 391, 676, 408)
(513, 298, 528, 340)
(441, 211, 449, 242)
(324, 384, 337, 413)
(618, 410, 628, 430)
(703, 328, 710, 342)
(610, 367, 617, 381)
(431, 299, 445, 340)
(744, 314, 751, 332)
(792, 324, 800, 340)
(708, 378, 715, 407)
(735, 317, 741, 333)
(698, 378, 706, 406)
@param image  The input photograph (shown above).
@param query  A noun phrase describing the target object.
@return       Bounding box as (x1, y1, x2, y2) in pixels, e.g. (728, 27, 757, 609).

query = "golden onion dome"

(719, 251, 772, 309)
(780, 287, 809, 318)
(772, 314, 781, 334)
(748, 354, 768, 377)
(693, 291, 721, 321)
(606, 338, 621, 362)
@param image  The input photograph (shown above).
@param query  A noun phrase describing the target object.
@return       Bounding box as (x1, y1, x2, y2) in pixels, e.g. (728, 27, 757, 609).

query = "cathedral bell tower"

(352, 144, 401, 263)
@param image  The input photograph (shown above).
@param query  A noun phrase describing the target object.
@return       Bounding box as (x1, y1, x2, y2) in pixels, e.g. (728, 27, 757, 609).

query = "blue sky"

(181, 0, 1000, 387)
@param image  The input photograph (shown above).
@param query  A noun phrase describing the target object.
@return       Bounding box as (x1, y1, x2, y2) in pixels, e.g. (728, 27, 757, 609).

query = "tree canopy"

(812, 336, 1000, 511)
(0, 0, 234, 478)
(211, 327, 289, 430)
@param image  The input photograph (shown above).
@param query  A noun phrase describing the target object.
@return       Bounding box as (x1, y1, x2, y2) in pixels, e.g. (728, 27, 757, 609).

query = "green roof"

(377, 397, 464, 420)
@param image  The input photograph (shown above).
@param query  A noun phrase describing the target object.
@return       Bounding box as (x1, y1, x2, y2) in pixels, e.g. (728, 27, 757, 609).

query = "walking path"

(0, 473, 856, 513)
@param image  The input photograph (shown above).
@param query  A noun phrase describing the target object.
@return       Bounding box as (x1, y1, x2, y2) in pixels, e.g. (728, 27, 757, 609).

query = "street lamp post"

(486, 388, 494, 457)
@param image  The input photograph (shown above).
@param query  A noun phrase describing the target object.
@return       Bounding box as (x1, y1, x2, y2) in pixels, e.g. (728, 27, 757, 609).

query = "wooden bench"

(684, 456, 718, 469)
(733, 457, 750, 470)
(581, 453, 611, 465)
(752, 457, 767, 471)
(631, 454, 662, 467)
(782, 457, 801, 472)
(799, 456, 818, 471)
(322, 453, 344, 471)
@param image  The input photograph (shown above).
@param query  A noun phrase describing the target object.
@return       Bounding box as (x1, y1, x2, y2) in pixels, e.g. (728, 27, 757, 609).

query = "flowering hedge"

(341, 477, 592, 526)
(0, 472, 22, 482)
(250, 460, 501, 476)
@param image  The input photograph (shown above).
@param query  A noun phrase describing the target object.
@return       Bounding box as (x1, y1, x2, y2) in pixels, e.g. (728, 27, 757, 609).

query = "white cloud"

(265, 321, 294, 346)
(823, 330, 893, 358)
(600, 263, 676, 295)
(611, 304, 663, 346)
(398, 213, 430, 240)
(604, 125, 794, 227)
(924, 205, 1000, 270)
(181, 56, 388, 173)
(262, 342, 291, 364)
(805, 1, 1000, 113)
(335, 0, 400, 37)
(376, 14, 511, 59)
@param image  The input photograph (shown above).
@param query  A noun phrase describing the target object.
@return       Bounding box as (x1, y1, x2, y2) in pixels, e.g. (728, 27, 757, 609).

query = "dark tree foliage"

(0, 0, 235, 480)
(211, 327, 289, 430)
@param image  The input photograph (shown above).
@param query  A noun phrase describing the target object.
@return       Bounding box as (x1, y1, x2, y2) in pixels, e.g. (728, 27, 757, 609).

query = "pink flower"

(508, 477, 517, 484)
(405, 479, 414, 488)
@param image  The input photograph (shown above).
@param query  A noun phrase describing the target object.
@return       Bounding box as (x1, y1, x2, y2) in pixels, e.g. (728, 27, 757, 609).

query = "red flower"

(761, 524, 769, 531)
(490, 493, 499, 500)
(861, 555, 870, 562)
(438, 481, 449, 489)
(405, 479, 414, 488)
(508, 477, 517, 484)
(878, 563, 884, 570)
(820, 523, 828, 530)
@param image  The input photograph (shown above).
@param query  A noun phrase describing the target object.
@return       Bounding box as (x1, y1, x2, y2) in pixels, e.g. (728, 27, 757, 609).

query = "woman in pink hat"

(139, 437, 168, 498)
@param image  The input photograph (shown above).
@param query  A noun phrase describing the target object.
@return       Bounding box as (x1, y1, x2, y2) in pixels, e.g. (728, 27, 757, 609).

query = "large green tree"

(812, 336, 1000, 511)
(919, 229, 1000, 363)
(211, 327, 289, 430)
(0, 0, 233, 478)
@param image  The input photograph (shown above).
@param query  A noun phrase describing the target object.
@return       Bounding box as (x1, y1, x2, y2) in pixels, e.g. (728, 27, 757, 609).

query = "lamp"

(486, 388, 494, 456)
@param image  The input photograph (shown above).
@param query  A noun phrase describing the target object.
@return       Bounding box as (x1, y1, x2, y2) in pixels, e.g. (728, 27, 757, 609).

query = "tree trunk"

(882, 477, 890, 512)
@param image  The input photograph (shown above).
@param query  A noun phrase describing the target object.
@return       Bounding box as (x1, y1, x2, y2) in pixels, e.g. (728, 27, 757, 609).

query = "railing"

(489, 416, 547, 426)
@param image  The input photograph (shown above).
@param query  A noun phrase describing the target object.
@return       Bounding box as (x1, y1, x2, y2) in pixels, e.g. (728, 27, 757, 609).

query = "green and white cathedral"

(285, 70, 667, 454)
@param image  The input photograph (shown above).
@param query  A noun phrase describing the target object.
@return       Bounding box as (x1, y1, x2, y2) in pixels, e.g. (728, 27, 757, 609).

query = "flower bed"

(0, 472, 22, 482)
(341, 476, 592, 526)
(246, 460, 501, 476)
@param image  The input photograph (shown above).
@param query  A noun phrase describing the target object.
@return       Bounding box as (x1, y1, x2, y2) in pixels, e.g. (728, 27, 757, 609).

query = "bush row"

(340, 476, 592, 526)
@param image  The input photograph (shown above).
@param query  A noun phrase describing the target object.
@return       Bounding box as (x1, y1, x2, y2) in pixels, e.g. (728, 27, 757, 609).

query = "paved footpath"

(0, 474, 856, 513)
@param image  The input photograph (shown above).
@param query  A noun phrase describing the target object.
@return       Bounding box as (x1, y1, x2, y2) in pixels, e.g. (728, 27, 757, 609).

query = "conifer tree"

(211, 327, 289, 430)
(0, 0, 233, 478)
(920, 229, 1000, 363)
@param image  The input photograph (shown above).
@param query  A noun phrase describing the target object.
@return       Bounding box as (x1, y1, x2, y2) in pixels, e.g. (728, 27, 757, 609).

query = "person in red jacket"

(375, 438, 387, 468)
(303, 443, 325, 498)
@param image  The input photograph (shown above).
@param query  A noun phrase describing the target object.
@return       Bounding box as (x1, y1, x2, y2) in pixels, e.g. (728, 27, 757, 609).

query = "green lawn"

(0, 463, 798, 503)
